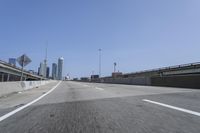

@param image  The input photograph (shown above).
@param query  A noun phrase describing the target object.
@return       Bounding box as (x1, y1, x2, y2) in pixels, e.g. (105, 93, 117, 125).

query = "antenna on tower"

(43, 41, 48, 78)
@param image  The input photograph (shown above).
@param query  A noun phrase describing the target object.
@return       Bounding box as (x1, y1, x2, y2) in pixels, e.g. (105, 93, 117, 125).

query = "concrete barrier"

(151, 74, 200, 89)
(95, 77, 151, 86)
(91, 74, 200, 89)
(0, 80, 56, 97)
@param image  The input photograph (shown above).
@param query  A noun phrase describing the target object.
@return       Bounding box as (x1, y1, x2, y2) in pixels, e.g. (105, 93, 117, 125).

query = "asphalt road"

(0, 81, 200, 133)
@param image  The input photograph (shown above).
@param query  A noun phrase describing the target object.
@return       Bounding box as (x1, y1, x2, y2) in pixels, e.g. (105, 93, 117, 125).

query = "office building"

(39, 62, 44, 76)
(112, 72, 123, 78)
(38, 67, 40, 75)
(46, 67, 50, 78)
(8, 58, 16, 66)
(52, 63, 57, 80)
(57, 57, 64, 80)
(39, 61, 47, 78)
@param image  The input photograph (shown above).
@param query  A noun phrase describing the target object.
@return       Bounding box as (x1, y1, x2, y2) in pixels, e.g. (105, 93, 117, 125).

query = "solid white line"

(0, 81, 62, 122)
(143, 99, 200, 117)
(95, 87, 104, 91)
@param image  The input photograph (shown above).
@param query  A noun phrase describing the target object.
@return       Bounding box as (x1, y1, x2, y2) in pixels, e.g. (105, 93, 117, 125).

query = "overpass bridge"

(0, 60, 46, 82)
(122, 62, 200, 77)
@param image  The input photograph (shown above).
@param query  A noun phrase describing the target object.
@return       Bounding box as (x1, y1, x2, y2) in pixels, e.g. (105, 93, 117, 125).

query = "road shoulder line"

(143, 99, 200, 117)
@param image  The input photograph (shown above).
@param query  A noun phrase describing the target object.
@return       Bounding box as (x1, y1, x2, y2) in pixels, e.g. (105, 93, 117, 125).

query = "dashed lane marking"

(95, 87, 104, 91)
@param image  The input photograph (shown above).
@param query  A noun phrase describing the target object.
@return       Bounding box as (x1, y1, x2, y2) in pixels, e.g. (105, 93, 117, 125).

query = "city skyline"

(1, 1, 200, 132)
(2, 56, 64, 79)
(37, 57, 64, 79)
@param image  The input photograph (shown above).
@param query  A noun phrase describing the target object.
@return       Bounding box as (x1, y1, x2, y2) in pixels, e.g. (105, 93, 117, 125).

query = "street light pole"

(98, 49, 102, 78)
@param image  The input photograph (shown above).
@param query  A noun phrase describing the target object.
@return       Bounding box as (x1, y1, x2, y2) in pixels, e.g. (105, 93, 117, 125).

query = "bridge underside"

(0, 60, 45, 82)
(0, 72, 41, 82)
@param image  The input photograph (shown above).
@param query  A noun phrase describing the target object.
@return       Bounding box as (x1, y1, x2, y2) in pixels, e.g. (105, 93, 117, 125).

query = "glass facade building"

(52, 63, 57, 80)
(57, 57, 64, 80)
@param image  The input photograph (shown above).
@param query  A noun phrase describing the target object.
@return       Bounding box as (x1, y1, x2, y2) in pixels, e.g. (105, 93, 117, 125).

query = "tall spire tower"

(43, 41, 48, 78)
(45, 41, 48, 64)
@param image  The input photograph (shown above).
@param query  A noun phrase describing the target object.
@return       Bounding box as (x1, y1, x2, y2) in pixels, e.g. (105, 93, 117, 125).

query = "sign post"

(17, 54, 32, 81)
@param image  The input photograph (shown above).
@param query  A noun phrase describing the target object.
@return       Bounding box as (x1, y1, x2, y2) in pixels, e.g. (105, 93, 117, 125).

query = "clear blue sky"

(1, 0, 200, 78)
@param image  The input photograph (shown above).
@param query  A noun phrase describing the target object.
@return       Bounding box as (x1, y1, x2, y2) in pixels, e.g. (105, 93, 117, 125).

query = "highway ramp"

(0, 81, 200, 133)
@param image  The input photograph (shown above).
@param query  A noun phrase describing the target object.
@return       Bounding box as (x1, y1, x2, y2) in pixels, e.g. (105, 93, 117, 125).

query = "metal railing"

(124, 62, 200, 76)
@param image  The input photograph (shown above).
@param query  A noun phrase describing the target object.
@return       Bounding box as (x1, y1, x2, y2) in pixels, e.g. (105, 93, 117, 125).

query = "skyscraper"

(39, 62, 46, 77)
(52, 63, 57, 80)
(46, 67, 50, 78)
(43, 60, 47, 78)
(38, 67, 40, 75)
(57, 57, 64, 80)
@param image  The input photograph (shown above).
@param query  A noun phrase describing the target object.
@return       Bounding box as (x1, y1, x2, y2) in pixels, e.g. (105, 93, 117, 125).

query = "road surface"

(0, 81, 200, 133)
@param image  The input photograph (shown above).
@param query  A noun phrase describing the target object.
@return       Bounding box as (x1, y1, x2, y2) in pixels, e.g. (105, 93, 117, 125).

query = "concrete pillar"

(17, 76, 21, 81)
(2, 74, 4, 82)
(7, 74, 10, 81)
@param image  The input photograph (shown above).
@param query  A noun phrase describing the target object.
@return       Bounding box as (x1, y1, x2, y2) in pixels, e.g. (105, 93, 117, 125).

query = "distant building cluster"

(0, 54, 65, 82)
(7, 56, 64, 81)
(38, 57, 64, 80)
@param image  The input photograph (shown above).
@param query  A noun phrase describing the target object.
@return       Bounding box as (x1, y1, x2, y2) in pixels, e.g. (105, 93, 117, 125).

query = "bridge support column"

(1, 74, 4, 82)
(7, 74, 10, 81)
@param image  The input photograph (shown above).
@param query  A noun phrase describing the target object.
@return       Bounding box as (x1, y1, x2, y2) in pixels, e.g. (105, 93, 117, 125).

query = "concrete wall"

(99, 77, 151, 86)
(0, 80, 55, 97)
(91, 74, 200, 89)
(151, 74, 200, 89)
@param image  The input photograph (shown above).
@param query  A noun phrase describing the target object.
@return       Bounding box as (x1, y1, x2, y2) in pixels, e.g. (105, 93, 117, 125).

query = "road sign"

(17, 54, 31, 67)
(17, 54, 32, 81)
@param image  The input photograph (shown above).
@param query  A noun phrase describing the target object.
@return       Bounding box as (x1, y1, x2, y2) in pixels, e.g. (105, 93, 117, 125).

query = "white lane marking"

(0, 81, 62, 122)
(83, 85, 89, 87)
(95, 87, 104, 91)
(143, 99, 200, 117)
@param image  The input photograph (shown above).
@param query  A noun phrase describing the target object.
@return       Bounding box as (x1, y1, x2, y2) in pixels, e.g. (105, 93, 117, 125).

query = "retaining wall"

(151, 74, 200, 89)
(91, 74, 200, 89)
(95, 77, 151, 86)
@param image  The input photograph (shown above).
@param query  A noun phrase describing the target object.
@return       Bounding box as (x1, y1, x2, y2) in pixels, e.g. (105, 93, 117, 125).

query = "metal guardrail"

(123, 62, 200, 76)
(80, 62, 200, 81)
